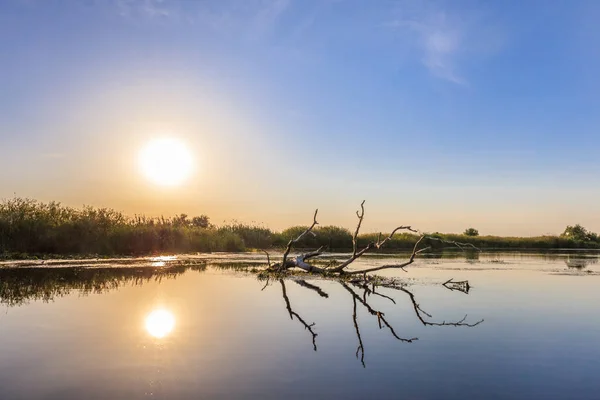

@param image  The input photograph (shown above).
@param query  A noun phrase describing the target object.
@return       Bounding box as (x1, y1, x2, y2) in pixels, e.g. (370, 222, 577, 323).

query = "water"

(0, 252, 599, 399)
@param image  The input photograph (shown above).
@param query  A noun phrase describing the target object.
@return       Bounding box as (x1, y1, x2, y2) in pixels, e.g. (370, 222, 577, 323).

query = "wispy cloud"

(115, 0, 172, 20)
(386, 2, 502, 84)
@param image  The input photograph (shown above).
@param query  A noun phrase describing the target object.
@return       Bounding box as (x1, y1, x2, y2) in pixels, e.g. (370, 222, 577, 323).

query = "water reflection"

(0, 262, 484, 367)
(565, 256, 598, 269)
(0, 263, 206, 306)
(150, 255, 178, 267)
(1, 255, 599, 399)
(145, 309, 176, 338)
(267, 276, 483, 367)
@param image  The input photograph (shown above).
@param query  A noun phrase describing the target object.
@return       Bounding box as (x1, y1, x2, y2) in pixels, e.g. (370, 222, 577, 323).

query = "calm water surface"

(0, 252, 599, 399)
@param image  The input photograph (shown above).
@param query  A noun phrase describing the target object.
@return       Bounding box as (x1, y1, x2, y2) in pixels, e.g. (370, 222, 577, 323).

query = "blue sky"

(1, 0, 600, 235)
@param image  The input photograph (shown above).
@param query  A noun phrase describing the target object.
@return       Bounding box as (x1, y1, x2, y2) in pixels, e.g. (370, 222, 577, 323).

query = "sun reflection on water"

(150, 256, 177, 268)
(145, 309, 176, 338)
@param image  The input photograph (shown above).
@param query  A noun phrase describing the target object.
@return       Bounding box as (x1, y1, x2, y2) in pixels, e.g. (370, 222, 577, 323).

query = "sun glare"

(145, 309, 176, 339)
(139, 138, 193, 186)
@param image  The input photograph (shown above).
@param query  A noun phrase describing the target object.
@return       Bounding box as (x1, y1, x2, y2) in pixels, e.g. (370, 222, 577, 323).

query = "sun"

(145, 309, 176, 338)
(139, 138, 193, 186)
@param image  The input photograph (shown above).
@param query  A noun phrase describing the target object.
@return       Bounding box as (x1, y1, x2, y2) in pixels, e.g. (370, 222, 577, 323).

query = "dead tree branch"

(263, 202, 481, 277)
(343, 235, 429, 275)
(424, 236, 481, 252)
(351, 200, 366, 258)
(262, 250, 272, 268)
(279, 209, 319, 271)
(328, 202, 421, 274)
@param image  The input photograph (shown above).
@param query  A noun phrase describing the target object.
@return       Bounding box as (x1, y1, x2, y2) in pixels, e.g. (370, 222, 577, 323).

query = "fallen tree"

(265, 201, 475, 276)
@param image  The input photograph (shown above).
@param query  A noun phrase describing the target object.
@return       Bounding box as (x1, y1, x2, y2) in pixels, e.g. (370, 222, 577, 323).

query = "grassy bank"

(1, 198, 598, 258)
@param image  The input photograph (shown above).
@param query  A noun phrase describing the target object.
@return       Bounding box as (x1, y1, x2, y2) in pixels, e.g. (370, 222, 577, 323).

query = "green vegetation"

(561, 224, 598, 242)
(1, 198, 599, 258)
(464, 228, 479, 236)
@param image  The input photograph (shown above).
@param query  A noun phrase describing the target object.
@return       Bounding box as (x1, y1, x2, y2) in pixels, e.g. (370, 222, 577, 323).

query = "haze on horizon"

(1, 0, 600, 236)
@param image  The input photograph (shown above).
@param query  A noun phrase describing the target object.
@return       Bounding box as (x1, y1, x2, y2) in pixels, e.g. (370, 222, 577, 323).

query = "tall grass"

(0, 198, 256, 255)
(1, 198, 598, 257)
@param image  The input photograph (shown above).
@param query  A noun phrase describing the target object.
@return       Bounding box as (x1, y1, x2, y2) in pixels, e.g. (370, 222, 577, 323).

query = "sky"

(1, 0, 600, 236)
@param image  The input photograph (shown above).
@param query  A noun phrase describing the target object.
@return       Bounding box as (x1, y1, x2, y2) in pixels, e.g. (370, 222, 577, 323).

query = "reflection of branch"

(261, 276, 270, 291)
(293, 280, 329, 298)
(340, 282, 417, 344)
(268, 276, 483, 367)
(352, 296, 365, 368)
(351, 281, 396, 304)
(384, 283, 483, 327)
(279, 280, 318, 351)
(442, 278, 470, 294)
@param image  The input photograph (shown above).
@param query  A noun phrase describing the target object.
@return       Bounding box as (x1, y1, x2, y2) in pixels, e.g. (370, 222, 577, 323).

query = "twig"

(352, 200, 366, 258)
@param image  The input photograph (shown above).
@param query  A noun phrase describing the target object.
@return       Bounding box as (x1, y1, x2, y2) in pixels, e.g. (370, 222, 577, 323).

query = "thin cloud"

(387, 10, 465, 84)
(386, 2, 501, 84)
(115, 0, 172, 20)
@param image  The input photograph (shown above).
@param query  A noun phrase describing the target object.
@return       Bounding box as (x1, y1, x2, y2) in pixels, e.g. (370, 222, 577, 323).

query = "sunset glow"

(138, 138, 193, 187)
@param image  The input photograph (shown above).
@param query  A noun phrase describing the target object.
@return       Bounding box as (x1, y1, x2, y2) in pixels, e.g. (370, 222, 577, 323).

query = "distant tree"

(191, 215, 211, 228)
(463, 228, 479, 237)
(561, 224, 597, 242)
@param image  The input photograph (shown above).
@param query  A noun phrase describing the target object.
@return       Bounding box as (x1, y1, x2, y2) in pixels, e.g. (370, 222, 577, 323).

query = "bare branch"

(352, 200, 366, 258)
(327, 202, 423, 274)
(301, 246, 326, 261)
(279, 280, 318, 351)
(424, 236, 481, 252)
(280, 209, 319, 272)
(375, 226, 419, 249)
(345, 235, 427, 275)
(266, 203, 481, 277)
(262, 250, 272, 268)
